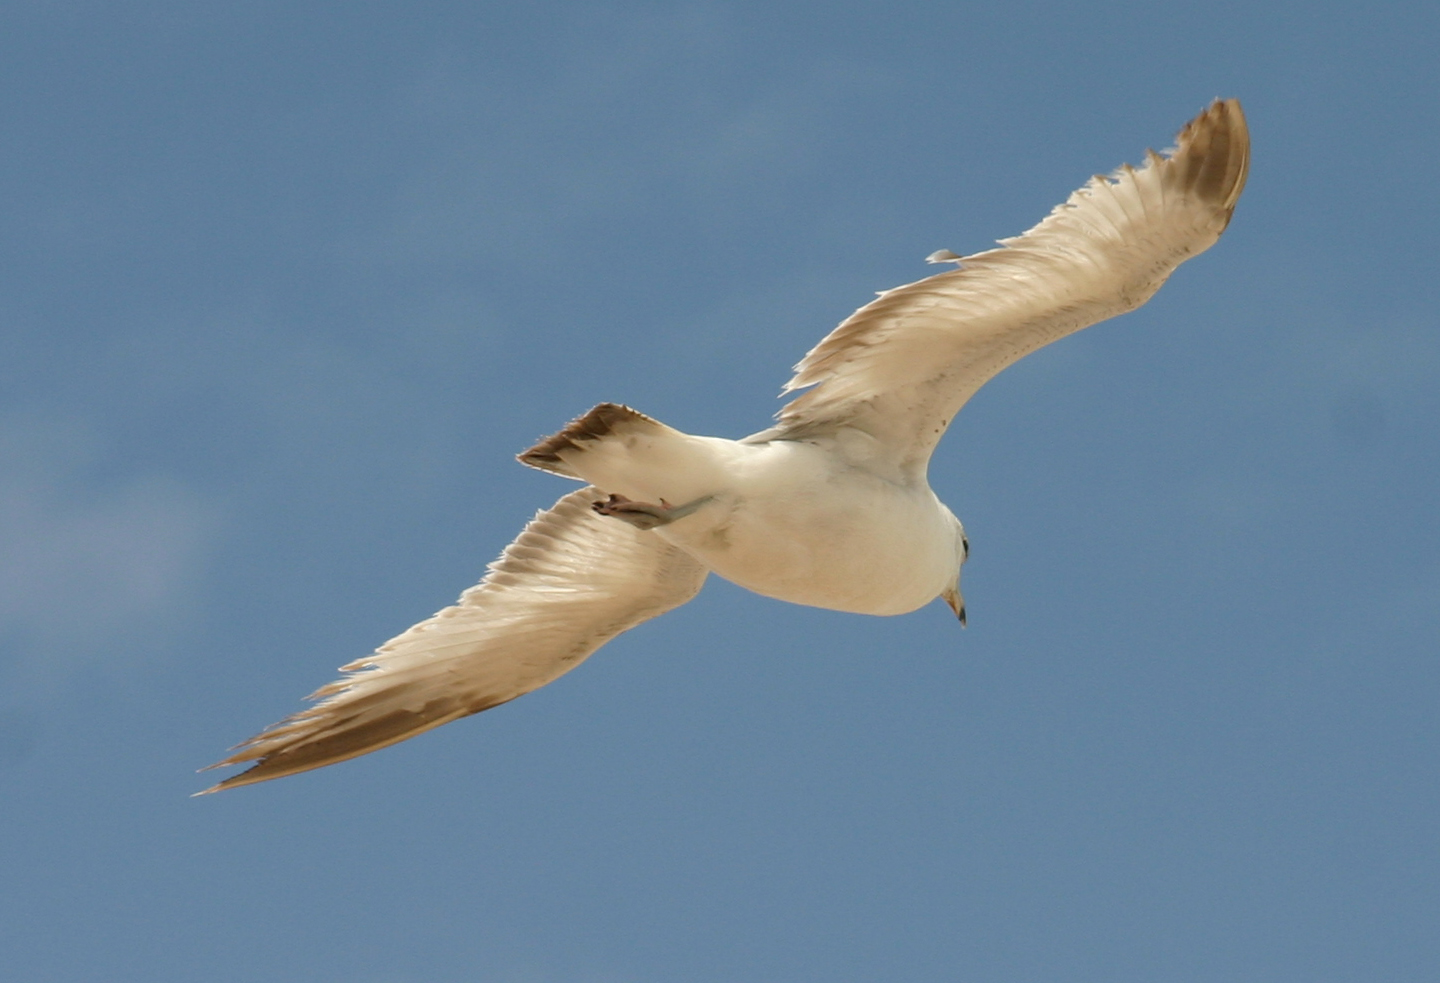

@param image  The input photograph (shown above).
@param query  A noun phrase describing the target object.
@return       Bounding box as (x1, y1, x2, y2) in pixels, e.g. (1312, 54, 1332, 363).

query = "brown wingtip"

(193, 696, 491, 795)
(1169, 98, 1250, 227)
(517, 403, 664, 476)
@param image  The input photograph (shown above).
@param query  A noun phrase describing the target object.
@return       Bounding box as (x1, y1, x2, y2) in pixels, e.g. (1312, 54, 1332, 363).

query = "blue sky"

(2, 2, 1437, 981)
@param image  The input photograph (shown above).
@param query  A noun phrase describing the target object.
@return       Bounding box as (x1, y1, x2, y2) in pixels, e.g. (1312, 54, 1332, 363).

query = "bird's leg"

(592, 493, 712, 530)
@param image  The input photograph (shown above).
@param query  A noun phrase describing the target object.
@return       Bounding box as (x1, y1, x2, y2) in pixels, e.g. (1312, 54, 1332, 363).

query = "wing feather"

(760, 99, 1249, 473)
(198, 487, 707, 793)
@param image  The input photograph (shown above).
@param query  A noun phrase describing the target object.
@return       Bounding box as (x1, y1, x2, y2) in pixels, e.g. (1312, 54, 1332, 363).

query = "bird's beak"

(942, 586, 966, 627)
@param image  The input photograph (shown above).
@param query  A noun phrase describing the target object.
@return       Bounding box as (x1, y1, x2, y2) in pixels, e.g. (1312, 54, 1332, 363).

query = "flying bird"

(200, 99, 1249, 793)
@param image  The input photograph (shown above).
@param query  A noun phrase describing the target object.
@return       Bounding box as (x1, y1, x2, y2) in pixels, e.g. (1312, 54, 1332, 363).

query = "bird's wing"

(758, 99, 1249, 473)
(198, 486, 707, 793)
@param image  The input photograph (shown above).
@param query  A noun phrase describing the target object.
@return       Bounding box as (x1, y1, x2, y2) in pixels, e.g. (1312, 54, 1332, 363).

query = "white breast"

(656, 440, 958, 616)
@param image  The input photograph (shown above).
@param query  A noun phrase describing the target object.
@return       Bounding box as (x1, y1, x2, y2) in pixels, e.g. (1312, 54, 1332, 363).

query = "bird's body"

(200, 99, 1249, 793)
(666, 440, 958, 618)
(531, 414, 965, 616)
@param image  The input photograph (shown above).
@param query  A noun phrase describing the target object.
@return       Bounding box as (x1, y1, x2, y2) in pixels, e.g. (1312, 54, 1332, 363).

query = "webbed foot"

(592, 493, 711, 530)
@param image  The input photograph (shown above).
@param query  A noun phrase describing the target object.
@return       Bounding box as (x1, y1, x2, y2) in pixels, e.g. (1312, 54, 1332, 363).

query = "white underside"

(563, 430, 962, 616)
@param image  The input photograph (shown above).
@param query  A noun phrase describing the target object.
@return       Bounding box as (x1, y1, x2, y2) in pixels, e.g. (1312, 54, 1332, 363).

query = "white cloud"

(0, 414, 218, 690)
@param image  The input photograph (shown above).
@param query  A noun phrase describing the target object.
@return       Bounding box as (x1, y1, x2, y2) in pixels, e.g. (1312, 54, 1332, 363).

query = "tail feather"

(519, 403, 676, 478)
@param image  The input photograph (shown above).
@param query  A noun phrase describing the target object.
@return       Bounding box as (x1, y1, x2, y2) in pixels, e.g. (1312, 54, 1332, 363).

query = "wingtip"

(189, 755, 314, 795)
(1168, 98, 1250, 224)
(191, 756, 265, 795)
(191, 764, 252, 796)
(192, 771, 269, 796)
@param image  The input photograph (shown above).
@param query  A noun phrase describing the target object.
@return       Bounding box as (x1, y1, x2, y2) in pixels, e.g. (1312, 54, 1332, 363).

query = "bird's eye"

(961, 534, 970, 559)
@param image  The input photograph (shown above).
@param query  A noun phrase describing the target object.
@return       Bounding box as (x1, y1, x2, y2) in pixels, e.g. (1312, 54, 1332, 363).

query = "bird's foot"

(592, 493, 711, 530)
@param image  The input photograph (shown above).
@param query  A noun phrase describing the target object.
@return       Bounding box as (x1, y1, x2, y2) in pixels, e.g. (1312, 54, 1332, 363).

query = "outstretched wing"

(198, 487, 707, 793)
(760, 99, 1249, 474)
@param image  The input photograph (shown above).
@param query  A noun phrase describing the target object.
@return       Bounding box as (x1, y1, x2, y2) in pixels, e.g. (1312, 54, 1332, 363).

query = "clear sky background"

(2, 3, 1437, 982)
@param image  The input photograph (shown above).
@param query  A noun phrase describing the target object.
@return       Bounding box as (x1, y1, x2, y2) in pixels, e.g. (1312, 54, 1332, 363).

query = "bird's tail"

(518, 403, 731, 513)
(519, 403, 680, 479)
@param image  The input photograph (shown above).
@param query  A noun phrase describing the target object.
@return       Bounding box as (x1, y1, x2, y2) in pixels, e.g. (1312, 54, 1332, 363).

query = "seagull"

(199, 99, 1249, 793)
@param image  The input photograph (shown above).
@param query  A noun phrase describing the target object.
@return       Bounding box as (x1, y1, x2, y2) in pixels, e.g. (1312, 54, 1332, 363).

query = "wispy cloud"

(0, 413, 218, 692)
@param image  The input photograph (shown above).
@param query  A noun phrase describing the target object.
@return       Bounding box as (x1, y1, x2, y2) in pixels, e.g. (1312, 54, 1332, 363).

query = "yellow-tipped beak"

(942, 586, 966, 627)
